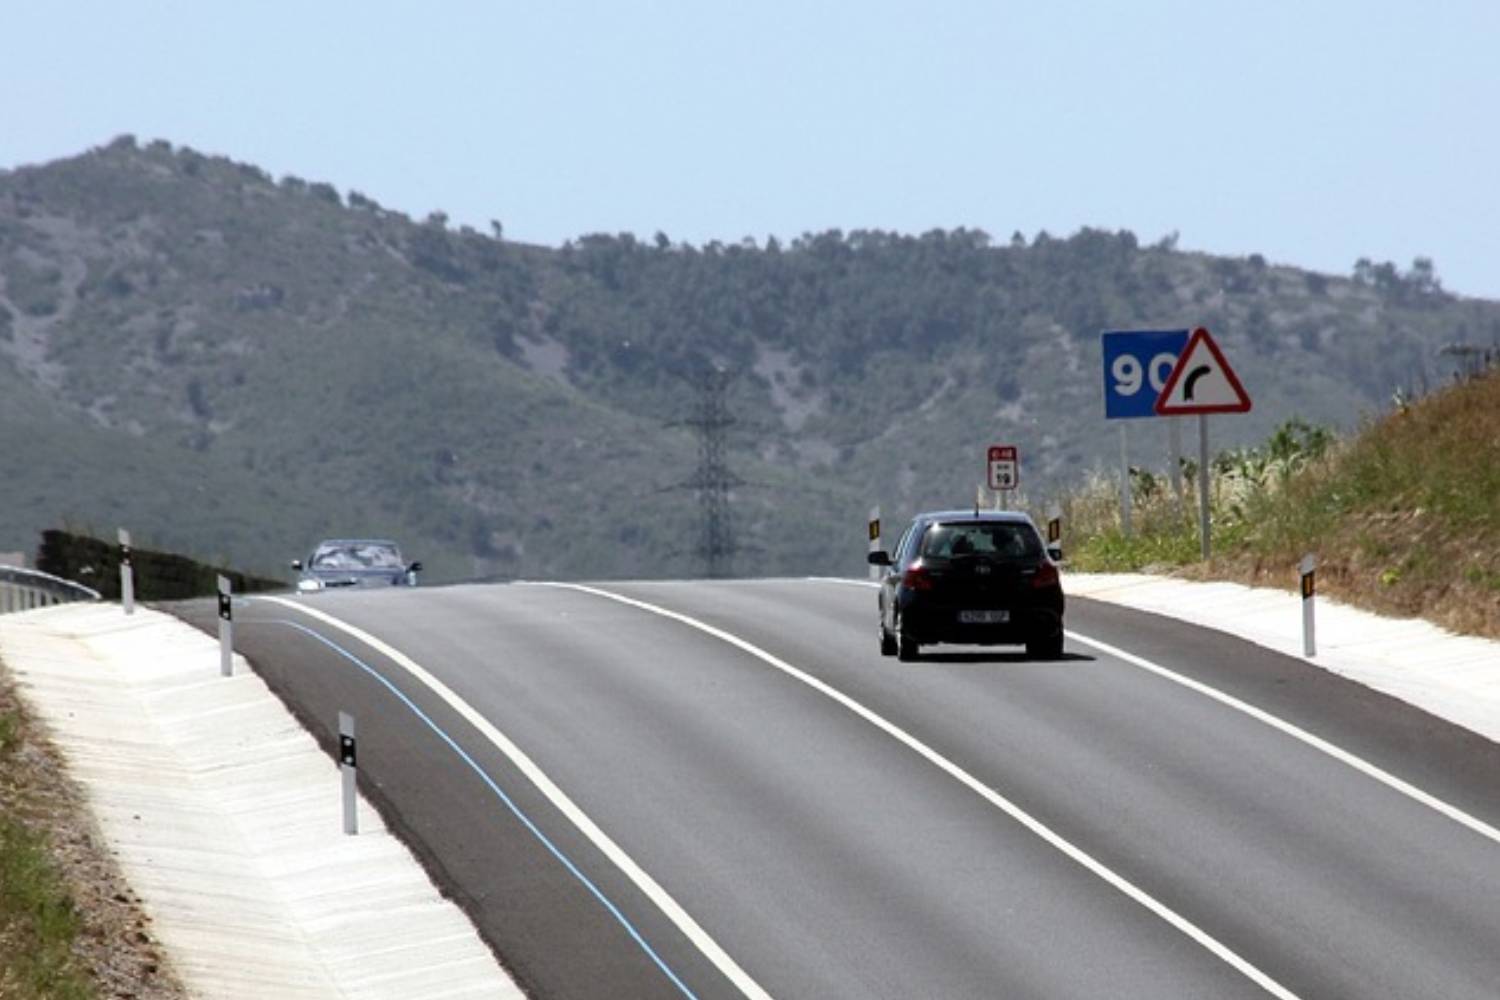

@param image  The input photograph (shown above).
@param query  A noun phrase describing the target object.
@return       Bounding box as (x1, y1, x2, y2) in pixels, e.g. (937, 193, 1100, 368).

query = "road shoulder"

(0, 602, 523, 1000)
(1065, 571, 1500, 745)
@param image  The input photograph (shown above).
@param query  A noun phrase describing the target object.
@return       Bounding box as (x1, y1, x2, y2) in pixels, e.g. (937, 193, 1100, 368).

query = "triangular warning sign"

(1154, 327, 1252, 415)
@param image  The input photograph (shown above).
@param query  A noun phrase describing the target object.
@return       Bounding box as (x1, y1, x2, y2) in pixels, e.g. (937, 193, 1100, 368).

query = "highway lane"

(170, 579, 1500, 998)
(603, 579, 1500, 998)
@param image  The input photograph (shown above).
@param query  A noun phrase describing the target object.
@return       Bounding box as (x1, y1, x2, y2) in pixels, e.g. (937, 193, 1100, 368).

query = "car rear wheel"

(1026, 634, 1064, 660)
(879, 625, 898, 657)
(897, 633, 921, 662)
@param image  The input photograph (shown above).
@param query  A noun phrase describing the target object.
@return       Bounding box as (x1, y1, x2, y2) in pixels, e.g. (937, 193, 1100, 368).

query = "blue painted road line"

(245, 617, 703, 1000)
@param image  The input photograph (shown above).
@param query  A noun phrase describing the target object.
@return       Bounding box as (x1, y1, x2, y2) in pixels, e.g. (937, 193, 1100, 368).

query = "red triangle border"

(1154, 327, 1253, 415)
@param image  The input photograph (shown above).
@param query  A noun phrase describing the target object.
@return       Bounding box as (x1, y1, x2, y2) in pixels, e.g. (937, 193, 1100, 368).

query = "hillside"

(2, 135, 1498, 582)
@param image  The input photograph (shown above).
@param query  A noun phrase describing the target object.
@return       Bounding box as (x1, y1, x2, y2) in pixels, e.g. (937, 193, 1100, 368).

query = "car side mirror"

(1046, 544, 1063, 563)
(867, 550, 892, 567)
(408, 561, 423, 573)
(291, 559, 303, 571)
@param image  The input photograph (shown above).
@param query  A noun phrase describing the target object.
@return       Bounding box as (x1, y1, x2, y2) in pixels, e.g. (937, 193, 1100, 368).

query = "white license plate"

(958, 609, 1009, 624)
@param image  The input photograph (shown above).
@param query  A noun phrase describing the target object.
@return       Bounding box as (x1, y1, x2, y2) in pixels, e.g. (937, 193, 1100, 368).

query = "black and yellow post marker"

(1300, 554, 1318, 657)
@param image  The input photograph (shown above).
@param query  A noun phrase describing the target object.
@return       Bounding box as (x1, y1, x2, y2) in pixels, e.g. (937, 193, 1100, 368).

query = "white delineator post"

(1300, 553, 1318, 658)
(118, 528, 135, 615)
(216, 575, 233, 677)
(867, 506, 881, 580)
(339, 712, 358, 835)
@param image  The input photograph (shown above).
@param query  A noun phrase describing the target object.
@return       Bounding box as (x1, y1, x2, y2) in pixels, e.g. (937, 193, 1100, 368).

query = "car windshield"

(310, 542, 404, 570)
(920, 522, 1041, 561)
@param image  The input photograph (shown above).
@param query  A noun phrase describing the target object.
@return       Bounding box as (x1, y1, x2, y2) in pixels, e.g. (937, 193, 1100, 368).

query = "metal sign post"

(339, 712, 358, 836)
(118, 528, 134, 615)
(216, 575, 233, 677)
(867, 506, 881, 580)
(1300, 554, 1318, 657)
(1154, 328, 1253, 562)
(1168, 416, 1185, 518)
(1119, 424, 1133, 537)
(1197, 415, 1212, 560)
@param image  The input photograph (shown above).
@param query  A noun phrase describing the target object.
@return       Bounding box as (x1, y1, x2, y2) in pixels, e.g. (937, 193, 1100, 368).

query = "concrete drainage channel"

(0, 601, 522, 1000)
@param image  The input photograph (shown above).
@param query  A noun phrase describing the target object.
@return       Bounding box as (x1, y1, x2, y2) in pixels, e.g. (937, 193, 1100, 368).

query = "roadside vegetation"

(0, 669, 185, 1000)
(0, 687, 94, 1000)
(1058, 365, 1500, 640)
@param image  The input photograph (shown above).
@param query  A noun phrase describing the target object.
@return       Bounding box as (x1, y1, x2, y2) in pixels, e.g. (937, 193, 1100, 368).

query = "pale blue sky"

(5, 1, 1497, 297)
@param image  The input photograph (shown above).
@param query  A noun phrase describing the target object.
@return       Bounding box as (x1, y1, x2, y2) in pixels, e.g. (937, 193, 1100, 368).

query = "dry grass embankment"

(0, 666, 186, 1000)
(1063, 368, 1500, 640)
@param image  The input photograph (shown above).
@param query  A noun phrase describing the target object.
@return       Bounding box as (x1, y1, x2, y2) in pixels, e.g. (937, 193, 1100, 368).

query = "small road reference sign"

(987, 446, 1019, 491)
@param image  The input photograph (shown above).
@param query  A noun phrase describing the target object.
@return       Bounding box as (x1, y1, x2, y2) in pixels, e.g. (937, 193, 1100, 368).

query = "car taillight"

(902, 562, 935, 591)
(1031, 561, 1060, 589)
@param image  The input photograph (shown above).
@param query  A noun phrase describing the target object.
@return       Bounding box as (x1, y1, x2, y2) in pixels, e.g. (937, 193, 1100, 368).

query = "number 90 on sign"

(1111, 352, 1178, 398)
(1101, 329, 1190, 420)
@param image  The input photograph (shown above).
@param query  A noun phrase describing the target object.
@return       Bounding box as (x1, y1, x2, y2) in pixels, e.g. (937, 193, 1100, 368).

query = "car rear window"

(920, 522, 1041, 561)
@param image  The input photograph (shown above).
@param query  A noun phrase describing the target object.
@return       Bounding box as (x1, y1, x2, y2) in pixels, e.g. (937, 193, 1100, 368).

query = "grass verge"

(0, 698, 95, 1000)
(1052, 368, 1500, 640)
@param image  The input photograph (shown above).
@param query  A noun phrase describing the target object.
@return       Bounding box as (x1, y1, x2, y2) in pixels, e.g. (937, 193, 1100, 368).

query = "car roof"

(916, 509, 1037, 525)
(313, 538, 401, 547)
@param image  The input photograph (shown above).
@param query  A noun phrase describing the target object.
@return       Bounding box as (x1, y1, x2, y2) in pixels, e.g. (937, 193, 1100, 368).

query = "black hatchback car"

(868, 510, 1064, 661)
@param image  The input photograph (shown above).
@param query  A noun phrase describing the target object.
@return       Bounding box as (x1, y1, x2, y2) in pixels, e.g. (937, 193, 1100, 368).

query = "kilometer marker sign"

(987, 445, 1019, 491)
(1154, 327, 1252, 415)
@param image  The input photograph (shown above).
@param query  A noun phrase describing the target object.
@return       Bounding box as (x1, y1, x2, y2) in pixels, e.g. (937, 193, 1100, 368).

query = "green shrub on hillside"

(1062, 418, 1335, 573)
(1062, 369, 1500, 639)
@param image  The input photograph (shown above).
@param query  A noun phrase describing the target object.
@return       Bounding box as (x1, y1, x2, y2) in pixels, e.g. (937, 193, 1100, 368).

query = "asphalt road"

(170, 579, 1500, 999)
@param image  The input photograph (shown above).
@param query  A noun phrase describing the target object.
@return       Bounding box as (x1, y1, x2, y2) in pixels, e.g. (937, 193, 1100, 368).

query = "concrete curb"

(1065, 572, 1500, 745)
(0, 603, 524, 1000)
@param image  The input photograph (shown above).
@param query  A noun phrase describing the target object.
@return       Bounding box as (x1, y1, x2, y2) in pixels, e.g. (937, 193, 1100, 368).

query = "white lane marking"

(259, 596, 774, 1000)
(807, 576, 1500, 848)
(1063, 630, 1500, 848)
(535, 582, 1301, 1000)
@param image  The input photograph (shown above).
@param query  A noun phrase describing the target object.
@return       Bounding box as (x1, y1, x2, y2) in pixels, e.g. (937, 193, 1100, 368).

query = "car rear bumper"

(897, 601, 1063, 646)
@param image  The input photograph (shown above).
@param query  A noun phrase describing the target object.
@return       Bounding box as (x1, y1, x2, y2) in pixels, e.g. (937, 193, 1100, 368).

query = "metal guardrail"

(0, 564, 102, 615)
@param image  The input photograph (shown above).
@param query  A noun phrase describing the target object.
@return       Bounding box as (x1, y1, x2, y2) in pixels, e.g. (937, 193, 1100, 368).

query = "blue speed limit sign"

(1101, 329, 1190, 419)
